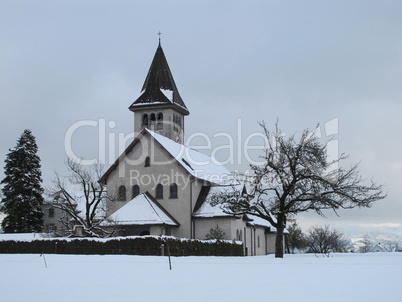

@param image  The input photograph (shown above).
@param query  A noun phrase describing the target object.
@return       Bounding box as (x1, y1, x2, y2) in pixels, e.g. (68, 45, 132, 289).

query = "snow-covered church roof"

(100, 127, 235, 186)
(105, 192, 179, 226)
(147, 129, 234, 185)
(192, 184, 282, 233)
(246, 215, 277, 232)
(193, 185, 244, 218)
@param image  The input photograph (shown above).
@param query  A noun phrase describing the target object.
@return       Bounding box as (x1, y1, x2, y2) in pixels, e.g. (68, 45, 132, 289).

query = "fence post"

(167, 242, 172, 270)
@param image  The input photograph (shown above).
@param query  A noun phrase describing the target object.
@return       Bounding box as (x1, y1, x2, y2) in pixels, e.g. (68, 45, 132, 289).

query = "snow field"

(0, 253, 400, 302)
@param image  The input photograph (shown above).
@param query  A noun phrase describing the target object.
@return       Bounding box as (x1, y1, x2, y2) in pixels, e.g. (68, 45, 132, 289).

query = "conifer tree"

(1, 130, 44, 233)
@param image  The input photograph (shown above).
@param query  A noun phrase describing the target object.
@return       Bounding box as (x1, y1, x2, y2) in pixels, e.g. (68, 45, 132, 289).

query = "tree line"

(286, 220, 401, 255)
(285, 221, 352, 256)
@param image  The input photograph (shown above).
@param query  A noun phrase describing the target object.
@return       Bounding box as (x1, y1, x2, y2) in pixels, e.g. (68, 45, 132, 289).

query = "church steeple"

(129, 41, 189, 143)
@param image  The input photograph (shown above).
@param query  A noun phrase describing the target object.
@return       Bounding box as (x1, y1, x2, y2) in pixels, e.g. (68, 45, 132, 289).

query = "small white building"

(370, 243, 398, 253)
(42, 201, 75, 236)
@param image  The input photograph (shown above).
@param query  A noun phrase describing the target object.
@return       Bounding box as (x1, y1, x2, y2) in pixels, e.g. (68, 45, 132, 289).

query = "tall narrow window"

(132, 185, 140, 199)
(145, 156, 150, 167)
(142, 114, 149, 127)
(150, 113, 156, 124)
(49, 208, 55, 218)
(169, 183, 178, 199)
(118, 185, 126, 201)
(157, 112, 163, 129)
(155, 184, 163, 199)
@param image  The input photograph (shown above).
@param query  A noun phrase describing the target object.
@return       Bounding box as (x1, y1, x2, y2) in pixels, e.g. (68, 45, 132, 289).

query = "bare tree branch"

(46, 159, 114, 237)
(211, 121, 386, 258)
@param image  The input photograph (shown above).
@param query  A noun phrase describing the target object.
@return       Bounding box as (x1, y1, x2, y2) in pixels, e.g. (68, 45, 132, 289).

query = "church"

(99, 40, 278, 255)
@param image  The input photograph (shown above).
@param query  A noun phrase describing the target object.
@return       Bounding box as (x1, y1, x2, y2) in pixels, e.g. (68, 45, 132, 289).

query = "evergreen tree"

(1, 130, 44, 233)
(205, 225, 225, 240)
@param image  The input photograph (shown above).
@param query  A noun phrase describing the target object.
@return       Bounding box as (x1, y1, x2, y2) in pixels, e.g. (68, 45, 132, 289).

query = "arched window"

(155, 184, 163, 199)
(145, 156, 150, 167)
(150, 113, 156, 123)
(118, 185, 126, 201)
(169, 183, 178, 199)
(132, 185, 140, 199)
(142, 114, 148, 127)
(157, 112, 163, 129)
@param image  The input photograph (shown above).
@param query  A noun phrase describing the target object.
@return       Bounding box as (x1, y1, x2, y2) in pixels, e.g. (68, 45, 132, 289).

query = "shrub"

(0, 236, 243, 256)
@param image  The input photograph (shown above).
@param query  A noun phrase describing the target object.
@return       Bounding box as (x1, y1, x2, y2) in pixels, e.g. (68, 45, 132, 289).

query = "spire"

(129, 41, 189, 115)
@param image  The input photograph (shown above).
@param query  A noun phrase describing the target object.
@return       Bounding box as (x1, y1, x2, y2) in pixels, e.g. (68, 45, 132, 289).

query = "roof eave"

(192, 214, 241, 219)
(98, 131, 145, 184)
(144, 191, 181, 226)
(129, 102, 189, 116)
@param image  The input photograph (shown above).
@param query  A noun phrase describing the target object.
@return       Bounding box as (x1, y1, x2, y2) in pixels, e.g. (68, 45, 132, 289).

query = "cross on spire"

(157, 31, 162, 43)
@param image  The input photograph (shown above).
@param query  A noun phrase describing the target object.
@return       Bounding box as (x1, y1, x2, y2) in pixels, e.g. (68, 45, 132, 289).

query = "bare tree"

(47, 159, 113, 237)
(306, 225, 350, 256)
(357, 233, 374, 253)
(211, 122, 385, 258)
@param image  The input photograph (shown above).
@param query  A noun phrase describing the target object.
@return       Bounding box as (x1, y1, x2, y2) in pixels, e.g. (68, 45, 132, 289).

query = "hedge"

(0, 236, 244, 256)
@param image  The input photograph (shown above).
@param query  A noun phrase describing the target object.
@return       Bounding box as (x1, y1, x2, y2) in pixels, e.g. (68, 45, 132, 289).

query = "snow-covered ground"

(0, 253, 400, 301)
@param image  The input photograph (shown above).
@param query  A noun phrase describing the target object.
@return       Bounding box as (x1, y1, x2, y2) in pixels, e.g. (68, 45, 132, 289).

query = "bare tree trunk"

(275, 213, 285, 258)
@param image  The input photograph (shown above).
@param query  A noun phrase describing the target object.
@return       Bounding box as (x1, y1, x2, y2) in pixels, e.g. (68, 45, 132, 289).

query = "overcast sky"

(1, 0, 401, 240)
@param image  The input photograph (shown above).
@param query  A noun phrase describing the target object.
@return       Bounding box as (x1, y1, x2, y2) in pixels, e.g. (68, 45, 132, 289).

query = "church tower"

(129, 41, 189, 143)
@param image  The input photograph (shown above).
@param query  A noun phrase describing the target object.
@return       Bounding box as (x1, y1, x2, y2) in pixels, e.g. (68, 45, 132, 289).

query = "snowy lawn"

(0, 253, 400, 302)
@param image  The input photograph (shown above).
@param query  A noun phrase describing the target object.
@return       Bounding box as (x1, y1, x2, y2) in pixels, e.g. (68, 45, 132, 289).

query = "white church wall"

(254, 227, 266, 256)
(193, 217, 233, 240)
(243, 226, 274, 256)
(105, 133, 204, 239)
(265, 233, 277, 254)
(229, 217, 247, 241)
(193, 216, 248, 245)
(133, 108, 184, 143)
